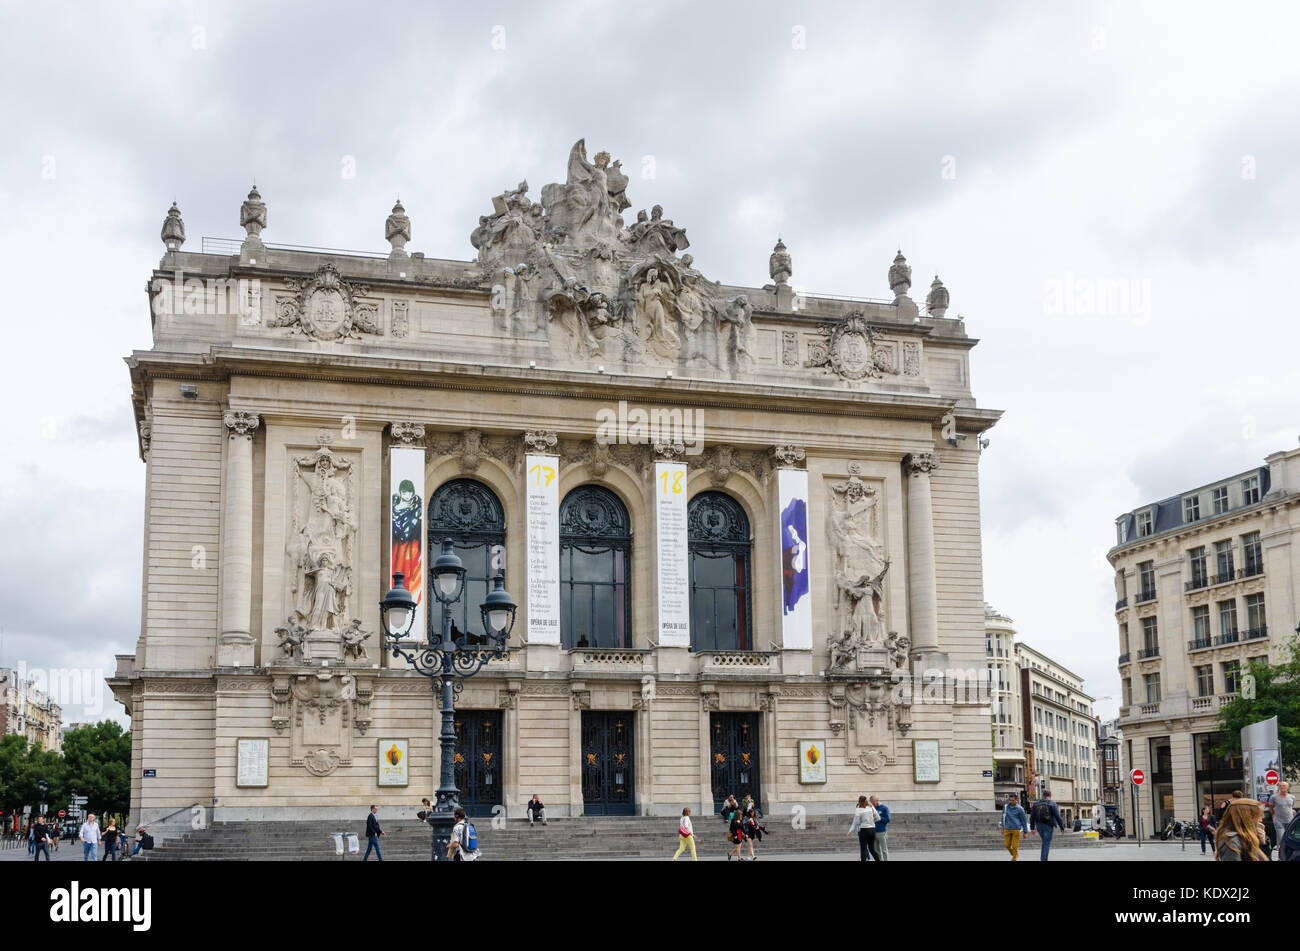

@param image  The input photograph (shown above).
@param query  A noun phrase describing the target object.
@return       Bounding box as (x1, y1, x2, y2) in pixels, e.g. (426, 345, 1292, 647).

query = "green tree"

(1215, 637, 1300, 781)
(61, 721, 131, 818)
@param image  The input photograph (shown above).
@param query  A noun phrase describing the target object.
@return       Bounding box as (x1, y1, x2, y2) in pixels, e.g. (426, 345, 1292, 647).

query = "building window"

(1144, 673, 1161, 704)
(1188, 547, 1207, 588)
(1222, 660, 1241, 694)
(1217, 600, 1238, 641)
(1241, 475, 1260, 506)
(1140, 616, 1159, 655)
(1138, 561, 1156, 601)
(688, 491, 753, 652)
(1119, 622, 1129, 653)
(1214, 540, 1234, 581)
(1192, 605, 1210, 646)
(1245, 593, 1266, 636)
(1137, 510, 1153, 537)
(428, 478, 507, 643)
(1195, 665, 1214, 697)
(1184, 496, 1200, 522)
(1212, 485, 1229, 515)
(559, 485, 631, 649)
(1241, 531, 1262, 576)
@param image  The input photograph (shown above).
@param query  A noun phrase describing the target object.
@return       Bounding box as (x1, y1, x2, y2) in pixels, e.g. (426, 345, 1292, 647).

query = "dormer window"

(1184, 495, 1200, 522)
(1241, 475, 1260, 505)
(1212, 485, 1229, 514)
(1136, 510, 1154, 537)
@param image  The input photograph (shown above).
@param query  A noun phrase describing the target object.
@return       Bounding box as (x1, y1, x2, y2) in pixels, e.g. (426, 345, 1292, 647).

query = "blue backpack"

(461, 821, 478, 852)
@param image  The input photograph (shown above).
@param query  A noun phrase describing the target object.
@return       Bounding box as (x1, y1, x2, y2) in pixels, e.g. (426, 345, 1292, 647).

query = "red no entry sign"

(1130, 768, 1145, 786)
(1265, 769, 1280, 788)
(58, 810, 66, 817)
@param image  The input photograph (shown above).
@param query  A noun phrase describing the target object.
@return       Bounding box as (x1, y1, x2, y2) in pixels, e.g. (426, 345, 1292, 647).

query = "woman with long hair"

(1198, 805, 1216, 855)
(845, 795, 881, 862)
(1215, 799, 1269, 861)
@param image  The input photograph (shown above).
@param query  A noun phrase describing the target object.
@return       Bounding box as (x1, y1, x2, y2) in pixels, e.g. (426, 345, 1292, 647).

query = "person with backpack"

(1000, 793, 1029, 860)
(672, 807, 697, 861)
(845, 795, 881, 862)
(448, 807, 480, 861)
(1029, 790, 1065, 861)
(363, 805, 385, 861)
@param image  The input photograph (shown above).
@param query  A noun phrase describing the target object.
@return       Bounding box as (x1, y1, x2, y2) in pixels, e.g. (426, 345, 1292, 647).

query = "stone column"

(634, 681, 653, 817)
(500, 682, 520, 817)
(218, 411, 259, 667)
(905, 452, 942, 663)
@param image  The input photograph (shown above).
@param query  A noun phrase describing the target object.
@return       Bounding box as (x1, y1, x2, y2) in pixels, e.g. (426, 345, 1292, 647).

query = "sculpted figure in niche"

(828, 476, 889, 645)
(719, 294, 756, 375)
(289, 444, 357, 633)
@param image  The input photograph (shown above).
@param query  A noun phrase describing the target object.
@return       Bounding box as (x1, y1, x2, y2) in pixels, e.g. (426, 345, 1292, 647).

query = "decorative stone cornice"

(524, 430, 558, 454)
(388, 421, 426, 446)
(430, 428, 519, 473)
(222, 411, 260, 440)
(905, 451, 939, 475)
(772, 445, 806, 469)
(653, 440, 686, 462)
(571, 689, 592, 710)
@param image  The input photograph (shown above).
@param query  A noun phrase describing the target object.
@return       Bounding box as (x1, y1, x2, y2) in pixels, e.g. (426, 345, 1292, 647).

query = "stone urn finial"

(386, 199, 411, 257)
(926, 275, 949, 319)
(160, 202, 185, 252)
(888, 250, 912, 299)
(769, 237, 792, 286)
(240, 186, 267, 240)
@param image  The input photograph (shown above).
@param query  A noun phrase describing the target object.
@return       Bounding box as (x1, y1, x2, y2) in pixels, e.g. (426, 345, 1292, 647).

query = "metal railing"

(1187, 638, 1213, 652)
(1115, 598, 1128, 610)
(1240, 626, 1269, 642)
(1117, 652, 1131, 665)
(200, 236, 391, 259)
(1136, 589, 1158, 604)
(1184, 576, 1208, 592)
(1137, 647, 1160, 659)
(1213, 631, 1239, 646)
(1241, 561, 1264, 578)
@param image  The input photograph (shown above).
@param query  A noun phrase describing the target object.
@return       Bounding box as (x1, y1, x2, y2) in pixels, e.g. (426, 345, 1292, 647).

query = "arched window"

(689, 491, 752, 652)
(560, 485, 631, 649)
(428, 479, 506, 645)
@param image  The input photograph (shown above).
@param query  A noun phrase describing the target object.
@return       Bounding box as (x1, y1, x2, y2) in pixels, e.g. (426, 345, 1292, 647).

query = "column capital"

(523, 429, 558, 454)
(388, 420, 426, 446)
(905, 451, 939, 475)
(772, 444, 806, 469)
(222, 411, 260, 441)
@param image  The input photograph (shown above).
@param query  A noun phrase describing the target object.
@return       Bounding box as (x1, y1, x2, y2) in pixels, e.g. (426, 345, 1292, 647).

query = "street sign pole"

(1130, 768, 1145, 848)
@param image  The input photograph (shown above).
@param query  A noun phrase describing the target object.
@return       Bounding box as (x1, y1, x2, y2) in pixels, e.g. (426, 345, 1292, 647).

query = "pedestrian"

(672, 807, 697, 861)
(448, 807, 480, 861)
(726, 807, 746, 861)
(1000, 794, 1029, 860)
(363, 805, 385, 861)
(845, 795, 881, 862)
(132, 827, 154, 856)
(1215, 799, 1270, 861)
(32, 816, 51, 862)
(526, 794, 548, 827)
(416, 798, 432, 821)
(1268, 781, 1294, 857)
(1198, 805, 1217, 855)
(27, 822, 35, 855)
(102, 819, 120, 862)
(742, 807, 761, 861)
(720, 794, 739, 823)
(740, 793, 760, 819)
(1029, 790, 1065, 861)
(869, 795, 891, 860)
(79, 813, 102, 862)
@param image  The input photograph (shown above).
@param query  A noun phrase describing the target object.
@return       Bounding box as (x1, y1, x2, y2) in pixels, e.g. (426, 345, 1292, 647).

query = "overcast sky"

(2, 0, 1298, 726)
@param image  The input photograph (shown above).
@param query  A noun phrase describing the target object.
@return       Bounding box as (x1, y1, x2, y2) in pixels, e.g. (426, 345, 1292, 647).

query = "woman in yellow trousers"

(673, 808, 697, 861)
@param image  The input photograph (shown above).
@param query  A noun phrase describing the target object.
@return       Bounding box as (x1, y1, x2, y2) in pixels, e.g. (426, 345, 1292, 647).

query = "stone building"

(1017, 644, 1099, 824)
(1109, 446, 1300, 835)
(984, 605, 1025, 804)
(110, 139, 1001, 828)
(0, 669, 63, 753)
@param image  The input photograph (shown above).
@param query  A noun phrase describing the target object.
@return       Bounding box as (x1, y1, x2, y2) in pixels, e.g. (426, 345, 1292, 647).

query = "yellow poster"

(378, 738, 409, 787)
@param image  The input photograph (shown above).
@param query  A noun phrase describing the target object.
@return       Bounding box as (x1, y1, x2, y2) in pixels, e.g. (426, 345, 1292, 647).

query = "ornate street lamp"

(37, 779, 49, 816)
(379, 538, 517, 861)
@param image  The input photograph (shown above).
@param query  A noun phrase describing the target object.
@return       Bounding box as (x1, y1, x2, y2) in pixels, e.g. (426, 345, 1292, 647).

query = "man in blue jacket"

(869, 795, 892, 861)
(364, 805, 385, 861)
(1029, 790, 1066, 861)
(1000, 793, 1029, 860)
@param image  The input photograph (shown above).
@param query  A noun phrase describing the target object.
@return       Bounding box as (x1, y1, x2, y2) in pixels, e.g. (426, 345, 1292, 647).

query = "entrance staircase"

(137, 812, 1103, 861)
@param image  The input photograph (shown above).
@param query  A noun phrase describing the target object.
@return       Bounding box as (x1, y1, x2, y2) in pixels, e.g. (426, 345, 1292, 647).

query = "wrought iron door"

(453, 710, 503, 815)
(710, 712, 761, 812)
(580, 711, 635, 816)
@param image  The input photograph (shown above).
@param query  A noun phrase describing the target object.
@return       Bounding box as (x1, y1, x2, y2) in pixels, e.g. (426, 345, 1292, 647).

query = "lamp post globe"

(431, 538, 466, 605)
(379, 572, 417, 640)
(480, 571, 517, 639)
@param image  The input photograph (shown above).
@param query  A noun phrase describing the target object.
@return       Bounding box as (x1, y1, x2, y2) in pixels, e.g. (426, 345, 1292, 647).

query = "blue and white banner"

(778, 468, 812, 650)
(525, 454, 561, 644)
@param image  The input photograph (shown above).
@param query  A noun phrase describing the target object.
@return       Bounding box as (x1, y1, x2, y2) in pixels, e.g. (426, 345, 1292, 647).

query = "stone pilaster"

(905, 451, 942, 664)
(219, 411, 260, 667)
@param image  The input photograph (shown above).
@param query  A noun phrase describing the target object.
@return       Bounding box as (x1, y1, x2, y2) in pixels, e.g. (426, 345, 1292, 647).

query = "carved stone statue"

(240, 187, 267, 240)
(629, 204, 688, 257)
(385, 199, 411, 255)
(926, 275, 949, 319)
(540, 139, 625, 246)
(769, 238, 792, 285)
(274, 615, 308, 661)
(340, 618, 369, 660)
(635, 267, 679, 358)
(719, 294, 756, 375)
(288, 433, 357, 635)
(160, 202, 186, 252)
(888, 250, 912, 299)
(828, 476, 889, 645)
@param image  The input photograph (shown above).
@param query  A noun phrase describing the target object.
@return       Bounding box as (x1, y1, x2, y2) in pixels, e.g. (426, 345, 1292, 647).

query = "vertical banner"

(655, 461, 690, 646)
(525, 454, 560, 644)
(389, 446, 426, 641)
(778, 467, 812, 650)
